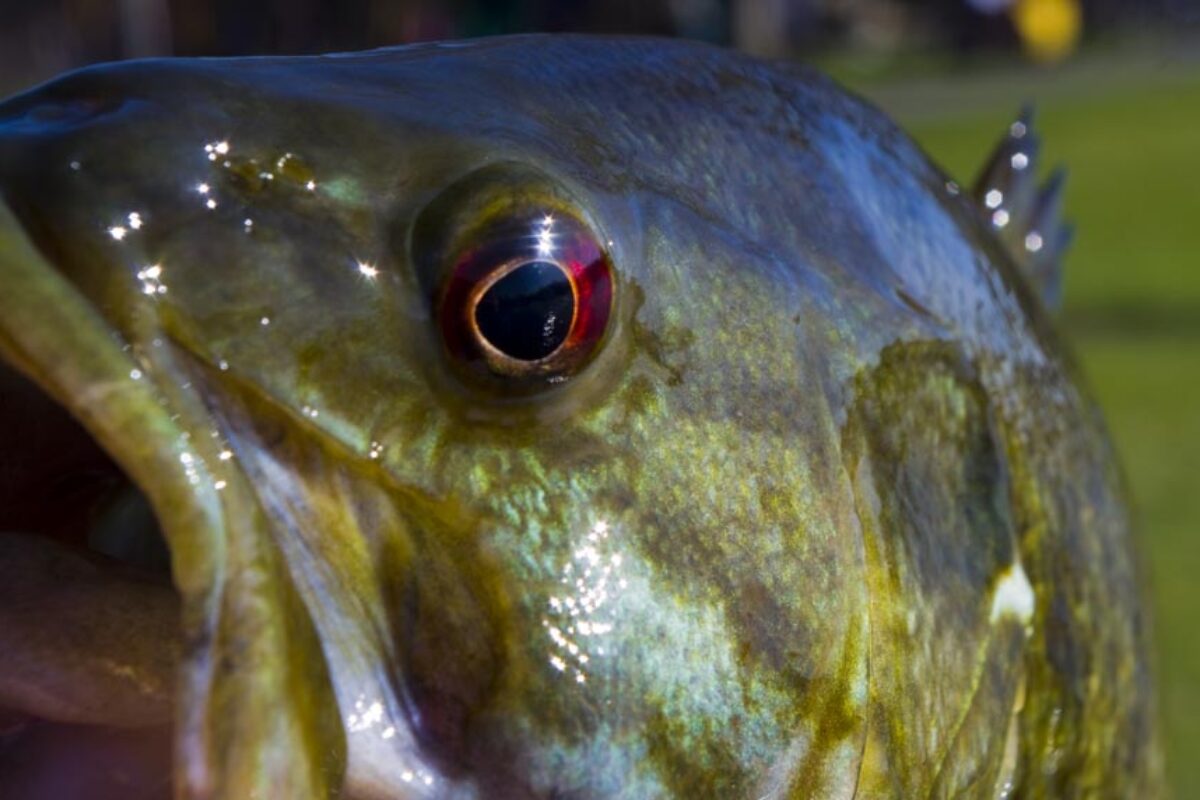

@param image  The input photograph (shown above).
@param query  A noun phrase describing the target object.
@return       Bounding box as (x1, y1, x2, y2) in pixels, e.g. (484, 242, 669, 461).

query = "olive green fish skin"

(0, 36, 1162, 797)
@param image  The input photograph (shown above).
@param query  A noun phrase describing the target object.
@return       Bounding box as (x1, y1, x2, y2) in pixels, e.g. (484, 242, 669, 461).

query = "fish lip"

(0, 197, 232, 790)
(0, 201, 224, 588)
(0, 195, 356, 798)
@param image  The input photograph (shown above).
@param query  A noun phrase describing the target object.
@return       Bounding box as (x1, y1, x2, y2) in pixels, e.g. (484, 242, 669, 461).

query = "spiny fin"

(972, 106, 1072, 309)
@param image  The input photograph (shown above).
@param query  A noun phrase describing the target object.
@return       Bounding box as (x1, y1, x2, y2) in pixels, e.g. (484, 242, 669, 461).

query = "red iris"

(438, 210, 613, 385)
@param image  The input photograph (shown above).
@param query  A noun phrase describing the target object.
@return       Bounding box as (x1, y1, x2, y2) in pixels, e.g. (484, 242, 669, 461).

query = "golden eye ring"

(437, 210, 613, 387)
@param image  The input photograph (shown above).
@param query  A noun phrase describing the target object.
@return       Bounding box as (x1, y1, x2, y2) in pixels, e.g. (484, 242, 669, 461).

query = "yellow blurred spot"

(1011, 0, 1082, 64)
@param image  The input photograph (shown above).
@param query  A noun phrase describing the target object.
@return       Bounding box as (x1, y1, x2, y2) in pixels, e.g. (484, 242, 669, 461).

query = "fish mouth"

(0, 198, 349, 798)
(0, 199, 183, 797)
(0, 354, 177, 798)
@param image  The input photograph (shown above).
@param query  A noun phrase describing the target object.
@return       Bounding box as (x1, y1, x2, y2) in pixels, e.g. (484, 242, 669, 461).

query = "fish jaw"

(0, 198, 346, 798)
(0, 186, 475, 798)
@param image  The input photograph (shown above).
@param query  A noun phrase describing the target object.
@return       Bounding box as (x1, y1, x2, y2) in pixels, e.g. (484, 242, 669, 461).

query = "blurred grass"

(849, 58, 1200, 794)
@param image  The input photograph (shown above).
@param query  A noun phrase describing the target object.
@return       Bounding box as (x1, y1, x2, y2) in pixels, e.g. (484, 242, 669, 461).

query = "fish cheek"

(375, 512, 513, 777)
(842, 341, 1027, 797)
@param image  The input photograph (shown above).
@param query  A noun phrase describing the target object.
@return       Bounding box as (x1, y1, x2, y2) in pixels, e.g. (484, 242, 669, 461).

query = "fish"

(0, 35, 1163, 798)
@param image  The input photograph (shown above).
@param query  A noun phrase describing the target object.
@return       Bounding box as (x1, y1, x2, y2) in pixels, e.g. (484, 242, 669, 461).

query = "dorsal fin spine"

(972, 106, 1070, 310)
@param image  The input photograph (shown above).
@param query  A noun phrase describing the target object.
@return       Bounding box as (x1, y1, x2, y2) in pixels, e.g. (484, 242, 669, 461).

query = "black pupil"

(474, 261, 575, 361)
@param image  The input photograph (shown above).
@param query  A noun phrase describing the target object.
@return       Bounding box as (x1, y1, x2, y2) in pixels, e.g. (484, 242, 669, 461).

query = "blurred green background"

(1, 0, 1196, 793)
(849, 54, 1200, 794)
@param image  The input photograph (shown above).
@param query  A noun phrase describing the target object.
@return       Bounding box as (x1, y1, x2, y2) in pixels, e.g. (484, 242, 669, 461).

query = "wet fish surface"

(0, 35, 1163, 798)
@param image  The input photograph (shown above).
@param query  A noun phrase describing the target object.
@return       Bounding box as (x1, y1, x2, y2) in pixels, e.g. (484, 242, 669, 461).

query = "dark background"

(1, 0, 1196, 89)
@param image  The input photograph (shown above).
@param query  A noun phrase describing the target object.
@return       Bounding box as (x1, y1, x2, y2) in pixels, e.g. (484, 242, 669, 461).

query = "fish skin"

(0, 35, 1163, 798)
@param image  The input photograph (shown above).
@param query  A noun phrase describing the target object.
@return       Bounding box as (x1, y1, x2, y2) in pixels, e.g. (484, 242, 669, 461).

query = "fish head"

(0, 36, 1129, 799)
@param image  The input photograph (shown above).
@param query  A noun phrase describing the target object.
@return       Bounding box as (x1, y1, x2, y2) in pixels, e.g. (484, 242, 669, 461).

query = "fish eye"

(437, 210, 613, 386)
